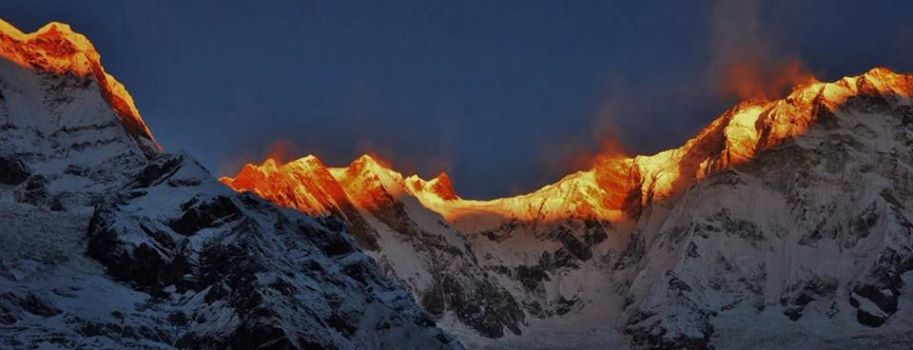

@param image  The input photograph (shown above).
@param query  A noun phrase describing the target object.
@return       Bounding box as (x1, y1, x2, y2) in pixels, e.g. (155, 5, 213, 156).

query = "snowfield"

(4, 18, 913, 349)
(224, 69, 913, 349)
(0, 45, 458, 349)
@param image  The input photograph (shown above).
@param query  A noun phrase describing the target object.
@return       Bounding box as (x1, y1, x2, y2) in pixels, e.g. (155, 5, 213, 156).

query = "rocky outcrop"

(85, 154, 459, 349)
(619, 84, 913, 347)
(0, 155, 28, 185)
(0, 19, 460, 349)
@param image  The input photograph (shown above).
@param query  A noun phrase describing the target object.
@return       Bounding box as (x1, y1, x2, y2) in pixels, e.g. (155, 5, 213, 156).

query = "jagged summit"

(228, 68, 913, 228)
(0, 19, 158, 152)
(220, 154, 350, 216)
(0, 20, 458, 349)
(226, 68, 913, 228)
(345, 70, 911, 226)
(222, 153, 410, 214)
(406, 172, 460, 201)
(7, 16, 905, 347)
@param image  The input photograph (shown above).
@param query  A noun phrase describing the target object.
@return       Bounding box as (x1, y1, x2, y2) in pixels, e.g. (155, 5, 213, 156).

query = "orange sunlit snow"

(0, 19, 157, 148)
(222, 67, 913, 226)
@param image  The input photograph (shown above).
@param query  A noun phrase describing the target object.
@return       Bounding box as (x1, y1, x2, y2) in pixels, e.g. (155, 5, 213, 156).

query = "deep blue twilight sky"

(2, 1, 912, 198)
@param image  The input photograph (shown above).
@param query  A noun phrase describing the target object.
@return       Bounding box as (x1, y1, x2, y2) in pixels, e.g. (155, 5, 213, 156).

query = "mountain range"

(4, 19, 913, 349)
(0, 20, 457, 349)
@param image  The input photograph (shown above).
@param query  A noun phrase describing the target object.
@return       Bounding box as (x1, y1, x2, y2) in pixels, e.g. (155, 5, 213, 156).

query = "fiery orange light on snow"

(223, 67, 913, 227)
(0, 19, 158, 149)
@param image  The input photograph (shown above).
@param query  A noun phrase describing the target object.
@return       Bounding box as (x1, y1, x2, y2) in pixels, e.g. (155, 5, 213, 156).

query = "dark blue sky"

(2, 1, 912, 198)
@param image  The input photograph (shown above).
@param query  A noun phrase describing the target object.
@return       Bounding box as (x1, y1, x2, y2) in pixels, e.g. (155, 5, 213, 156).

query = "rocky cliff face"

(0, 20, 457, 350)
(6, 15, 913, 350)
(620, 81, 913, 349)
(226, 68, 913, 349)
(223, 155, 526, 338)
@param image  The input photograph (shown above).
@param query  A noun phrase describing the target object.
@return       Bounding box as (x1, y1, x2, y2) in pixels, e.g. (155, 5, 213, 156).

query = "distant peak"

(864, 66, 895, 77)
(345, 154, 400, 178)
(0, 18, 159, 154)
(405, 172, 460, 202)
(262, 158, 280, 168)
(287, 154, 325, 169)
(224, 67, 913, 225)
(357, 154, 377, 162)
(429, 172, 458, 200)
(0, 20, 94, 73)
(302, 154, 321, 162)
(351, 154, 383, 169)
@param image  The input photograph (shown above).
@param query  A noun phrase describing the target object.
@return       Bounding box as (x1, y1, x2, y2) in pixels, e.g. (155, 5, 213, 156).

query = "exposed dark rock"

(782, 277, 838, 321)
(86, 210, 189, 292)
(515, 265, 549, 292)
(685, 242, 700, 258)
(14, 175, 60, 209)
(169, 196, 240, 235)
(478, 219, 521, 242)
(9, 292, 60, 317)
(614, 234, 644, 270)
(848, 247, 913, 327)
(856, 284, 896, 313)
(370, 194, 419, 237)
(625, 310, 714, 350)
(554, 296, 579, 316)
(85, 161, 459, 349)
(0, 156, 28, 185)
(856, 308, 888, 328)
(582, 228, 608, 246)
(421, 272, 524, 338)
(554, 229, 592, 261)
(845, 202, 880, 248)
(539, 249, 579, 270)
(309, 218, 358, 257)
(845, 94, 892, 114)
(711, 209, 764, 244)
(331, 208, 379, 251)
(668, 274, 693, 294)
(129, 154, 185, 188)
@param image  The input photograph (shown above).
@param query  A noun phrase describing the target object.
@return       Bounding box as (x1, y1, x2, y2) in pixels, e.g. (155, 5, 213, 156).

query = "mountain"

(0, 19, 458, 349)
(222, 155, 526, 338)
(225, 68, 913, 349)
(4, 15, 913, 350)
(615, 68, 913, 349)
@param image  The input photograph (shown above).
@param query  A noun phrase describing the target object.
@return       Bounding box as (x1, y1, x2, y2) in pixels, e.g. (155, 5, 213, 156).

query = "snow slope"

(227, 68, 913, 349)
(223, 155, 526, 338)
(620, 78, 913, 348)
(0, 20, 458, 349)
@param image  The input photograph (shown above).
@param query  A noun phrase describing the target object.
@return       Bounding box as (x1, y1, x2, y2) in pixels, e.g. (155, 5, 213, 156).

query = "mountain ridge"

(222, 66, 913, 349)
(5, 16, 913, 349)
(0, 18, 459, 349)
(0, 19, 158, 155)
(224, 67, 913, 228)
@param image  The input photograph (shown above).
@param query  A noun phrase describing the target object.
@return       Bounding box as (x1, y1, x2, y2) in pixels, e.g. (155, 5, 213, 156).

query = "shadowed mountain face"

(0, 19, 458, 350)
(5, 16, 913, 350)
(224, 69, 913, 348)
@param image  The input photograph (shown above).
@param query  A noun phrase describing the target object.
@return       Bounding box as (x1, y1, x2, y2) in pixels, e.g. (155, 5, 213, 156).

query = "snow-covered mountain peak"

(220, 155, 351, 217)
(1, 19, 462, 350)
(0, 20, 97, 77)
(0, 19, 158, 153)
(286, 154, 325, 169)
(405, 172, 460, 203)
(229, 69, 913, 232)
(0, 19, 170, 209)
(210, 62, 913, 347)
(334, 154, 405, 187)
(225, 69, 913, 232)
